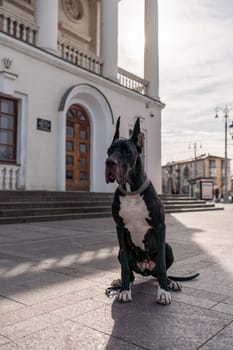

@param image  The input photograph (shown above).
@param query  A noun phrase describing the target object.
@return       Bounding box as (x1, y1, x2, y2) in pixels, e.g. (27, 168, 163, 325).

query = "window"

(0, 97, 17, 163)
(209, 159, 216, 178)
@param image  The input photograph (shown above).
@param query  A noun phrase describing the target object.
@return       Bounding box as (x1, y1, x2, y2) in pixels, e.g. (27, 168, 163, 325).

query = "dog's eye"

(127, 151, 132, 158)
(107, 148, 112, 156)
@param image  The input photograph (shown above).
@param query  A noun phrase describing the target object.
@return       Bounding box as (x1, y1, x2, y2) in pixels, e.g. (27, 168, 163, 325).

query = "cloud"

(159, 0, 233, 165)
(118, 0, 233, 168)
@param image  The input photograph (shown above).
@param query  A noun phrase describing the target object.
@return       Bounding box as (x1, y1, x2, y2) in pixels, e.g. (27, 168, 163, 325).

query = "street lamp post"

(215, 105, 233, 203)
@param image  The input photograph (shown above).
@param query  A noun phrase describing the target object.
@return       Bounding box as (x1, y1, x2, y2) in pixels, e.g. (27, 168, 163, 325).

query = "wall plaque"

(37, 118, 51, 132)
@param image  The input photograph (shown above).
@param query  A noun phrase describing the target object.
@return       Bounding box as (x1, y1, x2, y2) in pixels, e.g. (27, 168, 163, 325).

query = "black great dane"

(105, 117, 199, 304)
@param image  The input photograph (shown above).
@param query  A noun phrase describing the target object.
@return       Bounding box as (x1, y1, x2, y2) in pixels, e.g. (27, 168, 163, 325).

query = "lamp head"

(229, 121, 233, 138)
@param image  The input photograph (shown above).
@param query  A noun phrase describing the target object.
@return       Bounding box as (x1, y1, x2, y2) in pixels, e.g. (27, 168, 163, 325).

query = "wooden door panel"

(66, 105, 90, 191)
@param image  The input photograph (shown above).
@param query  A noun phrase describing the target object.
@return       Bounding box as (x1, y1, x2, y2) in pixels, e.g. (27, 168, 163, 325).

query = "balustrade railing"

(58, 38, 103, 75)
(118, 67, 149, 95)
(0, 8, 37, 45)
(0, 165, 20, 190)
(0, 8, 148, 95)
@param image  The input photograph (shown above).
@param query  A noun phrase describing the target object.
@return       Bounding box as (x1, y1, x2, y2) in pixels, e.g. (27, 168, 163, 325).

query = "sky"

(118, 0, 233, 167)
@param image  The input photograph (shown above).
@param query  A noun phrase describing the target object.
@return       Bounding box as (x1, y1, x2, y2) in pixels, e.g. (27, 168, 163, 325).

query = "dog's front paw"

(156, 286, 171, 305)
(118, 289, 132, 303)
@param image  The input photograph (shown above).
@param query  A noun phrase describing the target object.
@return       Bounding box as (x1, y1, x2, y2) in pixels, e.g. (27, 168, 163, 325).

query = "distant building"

(162, 154, 231, 199)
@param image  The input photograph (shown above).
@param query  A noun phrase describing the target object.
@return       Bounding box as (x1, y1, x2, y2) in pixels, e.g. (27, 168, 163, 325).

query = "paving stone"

(0, 210, 233, 349)
(200, 321, 233, 350)
(73, 293, 233, 350)
(212, 302, 233, 315)
(185, 264, 233, 296)
(0, 285, 105, 329)
(176, 286, 227, 303)
(223, 296, 233, 305)
(51, 298, 105, 320)
(171, 292, 218, 309)
(0, 269, 95, 305)
(0, 335, 10, 346)
(0, 313, 61, 341)
(0, 296, 24, 314)
(0, 320, 141, 350)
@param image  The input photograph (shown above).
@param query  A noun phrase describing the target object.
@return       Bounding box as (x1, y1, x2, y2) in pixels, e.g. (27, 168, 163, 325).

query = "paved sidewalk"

(0, 204, 233, 349)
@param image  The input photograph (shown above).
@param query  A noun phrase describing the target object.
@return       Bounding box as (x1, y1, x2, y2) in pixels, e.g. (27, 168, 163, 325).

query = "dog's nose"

(106, 158, 117, 167)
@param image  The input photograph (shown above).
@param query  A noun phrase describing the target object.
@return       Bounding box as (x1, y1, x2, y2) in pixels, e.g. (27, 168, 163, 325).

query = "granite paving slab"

(0, 209, 233, 349)
(0, 271, 96, 305)
(73, 289, 233, 350)
(200, 321, 233, 350)
(0, 313, 61, 341)
(0, 296, 24, 315)
(0, 320, 142, 350)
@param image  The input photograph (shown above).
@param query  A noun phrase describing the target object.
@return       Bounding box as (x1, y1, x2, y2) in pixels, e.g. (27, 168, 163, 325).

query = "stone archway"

(57, 84, 114, 192)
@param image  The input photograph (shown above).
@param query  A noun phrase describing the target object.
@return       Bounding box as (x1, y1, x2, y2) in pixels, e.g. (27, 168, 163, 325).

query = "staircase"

(0, 191, 113, 225)
(160, 194, 223, 213)
(0, 191, 222, 225)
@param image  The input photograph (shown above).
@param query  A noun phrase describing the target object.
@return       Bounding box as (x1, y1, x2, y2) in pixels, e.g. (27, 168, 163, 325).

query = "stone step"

(0, 206, 112, 217)
(0, 211, 113, 225)
(165, 206, 224, 213)
(163, 203, 216, 210)
(0, 191, 221, 224)
(0, 191, 113, 202)
(0, 200, 112, 209)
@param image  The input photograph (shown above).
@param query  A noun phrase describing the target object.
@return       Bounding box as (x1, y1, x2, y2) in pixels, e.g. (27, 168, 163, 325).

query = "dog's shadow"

(105, 279, 178, 349)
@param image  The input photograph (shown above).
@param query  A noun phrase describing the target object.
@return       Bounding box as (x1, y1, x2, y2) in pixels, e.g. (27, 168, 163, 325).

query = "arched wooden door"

(66, 104, 90, 191)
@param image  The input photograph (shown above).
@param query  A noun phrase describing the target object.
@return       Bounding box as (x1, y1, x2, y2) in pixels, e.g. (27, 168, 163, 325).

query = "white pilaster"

(144, 0, 159, 99)
(100, 0, 118, 81)
(35, 0, 58, 53)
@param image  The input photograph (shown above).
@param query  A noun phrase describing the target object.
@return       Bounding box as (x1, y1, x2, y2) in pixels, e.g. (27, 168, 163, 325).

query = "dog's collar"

(118, 178, 151, 196)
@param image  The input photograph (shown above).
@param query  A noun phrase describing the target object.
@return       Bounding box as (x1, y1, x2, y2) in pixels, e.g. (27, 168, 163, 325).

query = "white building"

(0, 0, 164, 193)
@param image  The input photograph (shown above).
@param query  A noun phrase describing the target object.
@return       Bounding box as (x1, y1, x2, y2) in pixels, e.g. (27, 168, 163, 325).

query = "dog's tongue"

(105, 170, 116, 183)
(108, 175, 115, 183)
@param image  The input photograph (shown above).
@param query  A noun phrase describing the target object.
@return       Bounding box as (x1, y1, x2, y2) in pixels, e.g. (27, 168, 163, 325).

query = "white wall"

(0, 37, 163, 192)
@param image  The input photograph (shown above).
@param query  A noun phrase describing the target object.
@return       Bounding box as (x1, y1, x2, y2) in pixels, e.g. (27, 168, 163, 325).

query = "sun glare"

(118, 0, 144, 77)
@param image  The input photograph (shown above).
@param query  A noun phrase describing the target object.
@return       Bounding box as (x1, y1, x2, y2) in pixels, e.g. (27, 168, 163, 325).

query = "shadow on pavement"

(0, 212, 233, 349)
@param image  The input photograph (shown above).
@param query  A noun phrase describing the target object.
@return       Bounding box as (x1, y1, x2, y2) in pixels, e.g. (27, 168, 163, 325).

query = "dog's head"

(105, 117, 143, 185)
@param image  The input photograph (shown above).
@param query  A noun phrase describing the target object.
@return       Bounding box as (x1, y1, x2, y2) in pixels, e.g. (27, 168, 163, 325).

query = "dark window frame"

(0, 96, 18, 164)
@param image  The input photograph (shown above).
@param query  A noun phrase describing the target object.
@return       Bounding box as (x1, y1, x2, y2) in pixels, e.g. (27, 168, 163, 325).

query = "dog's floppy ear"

(112, 116, 121, 143)
(131, 117, 143, 152)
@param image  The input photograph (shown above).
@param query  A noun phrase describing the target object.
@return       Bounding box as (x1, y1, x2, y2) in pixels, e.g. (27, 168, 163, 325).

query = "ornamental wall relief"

(59, 0, 97, 53)
(63, 0, 84, 21)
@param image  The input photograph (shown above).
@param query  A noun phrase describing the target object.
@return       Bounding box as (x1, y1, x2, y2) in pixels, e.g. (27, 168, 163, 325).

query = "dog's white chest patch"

(119, 195, 150, 248)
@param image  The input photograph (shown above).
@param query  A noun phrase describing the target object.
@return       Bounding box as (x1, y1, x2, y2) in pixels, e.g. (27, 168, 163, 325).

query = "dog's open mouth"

(106, 168, 125, 185)
(105, 168, 116, 183)
(106, 173, 116, 183)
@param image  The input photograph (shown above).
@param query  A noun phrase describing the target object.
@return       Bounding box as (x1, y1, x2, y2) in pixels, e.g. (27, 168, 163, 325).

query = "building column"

(35, 0, 58, 53)
(100, 0, 118, 81)
(144, 0, 159, 99)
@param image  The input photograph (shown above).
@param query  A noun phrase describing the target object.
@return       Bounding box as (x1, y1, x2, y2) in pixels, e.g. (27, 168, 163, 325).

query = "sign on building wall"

(200, 180, 214, 200)
(37, 118, 51, 132)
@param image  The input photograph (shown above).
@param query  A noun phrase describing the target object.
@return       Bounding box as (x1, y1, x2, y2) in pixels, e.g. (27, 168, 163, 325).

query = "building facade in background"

(162, 154, 231, 199)
(0, 0, 164, 192)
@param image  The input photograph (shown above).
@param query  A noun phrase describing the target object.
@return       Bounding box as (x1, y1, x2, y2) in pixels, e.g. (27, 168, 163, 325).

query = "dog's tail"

(168, 273, 200, 282)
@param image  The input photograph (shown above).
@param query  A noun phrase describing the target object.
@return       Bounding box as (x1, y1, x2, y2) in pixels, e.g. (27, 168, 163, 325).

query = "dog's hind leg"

(165, 243, 182, 291)
(167, 278, 182, 291)
(155, 223, 172, 305)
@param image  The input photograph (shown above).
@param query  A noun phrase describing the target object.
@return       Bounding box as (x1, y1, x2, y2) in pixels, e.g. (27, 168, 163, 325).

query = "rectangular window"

(0, 97, 17, 163)
(209, 159, 216, 178)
